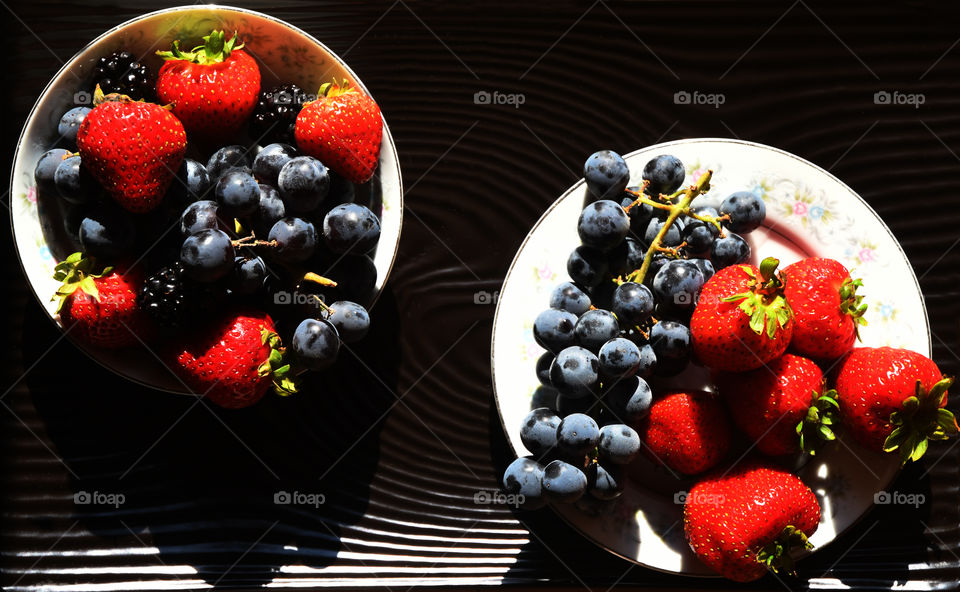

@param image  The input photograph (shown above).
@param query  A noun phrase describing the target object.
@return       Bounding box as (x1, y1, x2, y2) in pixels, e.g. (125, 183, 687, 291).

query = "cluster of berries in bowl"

(32, 30, 386, 409)
(503, 150, 958, 582)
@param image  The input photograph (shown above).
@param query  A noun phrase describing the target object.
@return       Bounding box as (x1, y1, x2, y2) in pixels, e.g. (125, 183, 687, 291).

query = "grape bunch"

(503, 150, 767, 507)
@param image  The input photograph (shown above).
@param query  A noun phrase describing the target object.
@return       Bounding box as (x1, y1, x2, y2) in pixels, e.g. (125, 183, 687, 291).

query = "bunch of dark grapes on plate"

(503, 150, 767, 508)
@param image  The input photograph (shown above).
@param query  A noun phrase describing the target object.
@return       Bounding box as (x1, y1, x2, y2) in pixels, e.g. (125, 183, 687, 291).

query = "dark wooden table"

(3, 1, 959, 589)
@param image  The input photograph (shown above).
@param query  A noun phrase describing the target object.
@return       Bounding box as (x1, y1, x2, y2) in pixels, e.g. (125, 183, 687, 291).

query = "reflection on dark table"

(2, 0, 959, 590)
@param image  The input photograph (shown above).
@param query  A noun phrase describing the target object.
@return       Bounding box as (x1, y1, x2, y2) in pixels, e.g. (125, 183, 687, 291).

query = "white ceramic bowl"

(9, 5, 403, 394)
(492, 138, 929, 575)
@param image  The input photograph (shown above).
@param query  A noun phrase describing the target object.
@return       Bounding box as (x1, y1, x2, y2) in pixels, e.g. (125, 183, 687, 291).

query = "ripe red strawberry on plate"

(782, 257, 866, 359)
(637, 390, 732, 475)
(835, 346, 956, 462)
(716, 353, 839, 457)
(76, 87, 186, 213)
(691, 257, 793, 371)
(52, 252, 150, 348)
(156, 30, 261, 141)
(171, 309, 298, 409)
(683, 459, 821, 582)
(294, 79, 383, 184)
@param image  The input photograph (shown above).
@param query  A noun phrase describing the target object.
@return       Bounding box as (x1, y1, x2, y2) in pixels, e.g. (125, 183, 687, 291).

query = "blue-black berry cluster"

(503, 150, 767, 508)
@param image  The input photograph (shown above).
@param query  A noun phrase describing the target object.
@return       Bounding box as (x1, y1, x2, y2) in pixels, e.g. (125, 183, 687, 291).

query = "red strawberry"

(782, 257, 866, 359)
(638, 390, 732, 475)
(156, 30, 261, 141)
(171, 310, 297, 409)
(716, 353, 838, 456)
(835, 347, 956, 462)
(76, 88, 187, 213)
(294, 79, 383, 184)
(684, 459, 821, 582)
(691, 257, 793, 371)
(53, 252, 151, 348)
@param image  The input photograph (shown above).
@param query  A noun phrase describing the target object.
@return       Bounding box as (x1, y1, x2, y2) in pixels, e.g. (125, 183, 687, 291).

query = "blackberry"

(93, 50, 154, 101)
(138, 262, 227, 327)
(250, 84, 308, 144)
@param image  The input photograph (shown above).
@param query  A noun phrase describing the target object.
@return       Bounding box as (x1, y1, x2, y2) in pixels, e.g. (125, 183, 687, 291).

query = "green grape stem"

(625, 170, 714, 285)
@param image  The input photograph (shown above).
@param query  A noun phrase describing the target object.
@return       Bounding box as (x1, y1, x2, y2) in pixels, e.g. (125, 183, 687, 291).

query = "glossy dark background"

(3, 1, 959, 590)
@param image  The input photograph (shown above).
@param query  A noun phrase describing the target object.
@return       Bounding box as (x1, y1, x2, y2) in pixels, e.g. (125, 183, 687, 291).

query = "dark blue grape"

(54, 155, 97, 204)
(34, 148, 70, 195)
(252, 143, 298, 187)
(181, 200, 223, 237)
(327, 300, 370, 343)
(607, 238, 646, 277)
(583, 150, 629, 200)
(644, 217, 684, 247)
(549, 282, 591, 316)
(652, 259, 705, 312)
(78, 207, 135, 261)
(323, 203, 380, 254)
(278, 155, 330, 213)
(622, 187, 654, 234)
(689, 258, 715, 282)
(533, 308, 578, 354)
(598, 424, 640, 465)
(520, 408, 561, 457)
(215, 168, 260, 217)
(536, 352, 554, 386)
(611, 282, 654, 326)
(254, 184, 286, 236)
(710, 231, 751, 269)
(180, 228, 234, 282)
(232, 255, 266, 295)
(649, 320, 691, 376)
(577, 200, 630, 252)
(206, 145, 249, 179)
(681, 211, 721, 253)
(643, 255, 671, 289)
(268, 217, 317, 262)
(574, 309, 619, 353)
(636, 343, 657, 378)
(586, 463, 625, 500)
(602, 375, 653, 425)
(167, 158, 211, 205)
(532, 386, 559, 411)
(642, 154, 685, 196)
(502, 457, 545, 509)
(597, 337, 640, 382)
(549, 346, 599, 399)
(720, 191, 766, 234)
(567, 246, 609, 288)
(541, 460, 587, 503)
(556, 412, 600, 457)
(57, 107, 91, 146)
(292, 318, 340, 369)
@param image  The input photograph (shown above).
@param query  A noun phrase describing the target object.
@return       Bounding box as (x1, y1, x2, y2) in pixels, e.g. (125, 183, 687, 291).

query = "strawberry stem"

(258, 329, 300, 396)
(883, 377, 957, 463)
(756, 525, 813, 576)
(797, 389, 839, 455)
(51, 252, 114, 314)
(157, 30, 244, 64)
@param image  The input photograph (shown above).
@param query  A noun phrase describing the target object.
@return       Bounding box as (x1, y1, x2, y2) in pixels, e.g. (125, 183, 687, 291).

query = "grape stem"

(232, 234, 279, 249)
(302, 271, 338, 288)
(625, 170, 713, 285)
